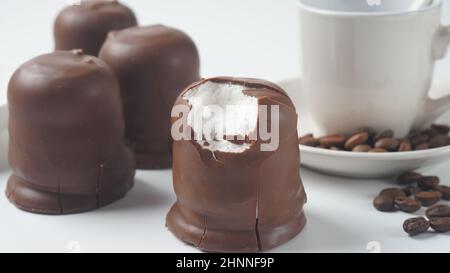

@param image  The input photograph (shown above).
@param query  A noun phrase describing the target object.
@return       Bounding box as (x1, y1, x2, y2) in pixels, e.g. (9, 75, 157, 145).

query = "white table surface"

(1, 0, 450, 253)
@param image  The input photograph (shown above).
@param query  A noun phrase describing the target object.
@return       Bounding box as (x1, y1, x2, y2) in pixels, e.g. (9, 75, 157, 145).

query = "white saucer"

(278, 78, 450, 178)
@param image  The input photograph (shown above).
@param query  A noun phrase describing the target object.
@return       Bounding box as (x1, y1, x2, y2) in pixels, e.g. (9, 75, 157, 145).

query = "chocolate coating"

(54, 0, 137, 56)
(6, 51, 135, 214)
(166, 77, 307, 252)
(99, 25, 200, 169)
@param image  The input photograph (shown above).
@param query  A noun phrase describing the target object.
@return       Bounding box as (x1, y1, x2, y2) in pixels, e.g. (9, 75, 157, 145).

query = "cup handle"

(415, 88, 450, 129)
(414, 26, 450, 129)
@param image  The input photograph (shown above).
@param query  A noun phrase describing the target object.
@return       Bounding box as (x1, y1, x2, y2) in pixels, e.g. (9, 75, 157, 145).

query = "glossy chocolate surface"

(54, 0, 137, 56)
(99, 25, 200, 169)
(166, 77, 307, 252)
(6, 50, 135, 214)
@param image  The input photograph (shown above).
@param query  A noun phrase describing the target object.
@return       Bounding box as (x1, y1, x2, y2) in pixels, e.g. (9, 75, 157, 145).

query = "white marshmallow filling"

(183, 81, 259, 153)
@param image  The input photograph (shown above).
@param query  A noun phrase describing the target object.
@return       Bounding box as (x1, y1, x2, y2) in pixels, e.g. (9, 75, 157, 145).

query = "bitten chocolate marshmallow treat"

(166, 77, 307, 252)
(54, 0, 137, 56)
(99, 25, 200, 169)
(6, 50, 136, 214)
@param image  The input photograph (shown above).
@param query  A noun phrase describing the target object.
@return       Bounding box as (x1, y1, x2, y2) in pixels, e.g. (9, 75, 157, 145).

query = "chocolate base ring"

(6, 173, 134, 215)
(167, 204, 306, 252)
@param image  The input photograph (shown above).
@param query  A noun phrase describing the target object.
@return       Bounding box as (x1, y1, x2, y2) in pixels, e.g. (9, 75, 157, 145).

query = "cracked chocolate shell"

(166, 77, 307, 252)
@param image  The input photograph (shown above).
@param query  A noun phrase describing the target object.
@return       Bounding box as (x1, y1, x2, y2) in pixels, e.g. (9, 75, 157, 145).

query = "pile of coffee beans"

(299, 124, 450, 152)
(373, 171, 450, 236)
(403, 205, 450, 235)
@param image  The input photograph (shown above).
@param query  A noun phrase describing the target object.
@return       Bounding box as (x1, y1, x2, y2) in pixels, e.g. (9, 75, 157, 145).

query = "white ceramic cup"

(299, 0, 450, 137)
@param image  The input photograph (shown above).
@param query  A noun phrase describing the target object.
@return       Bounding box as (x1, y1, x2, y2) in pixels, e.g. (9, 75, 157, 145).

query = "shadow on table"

(408, 228, 450, 241)
(100, 178, 173, 213)
(408, 232, 438, 241)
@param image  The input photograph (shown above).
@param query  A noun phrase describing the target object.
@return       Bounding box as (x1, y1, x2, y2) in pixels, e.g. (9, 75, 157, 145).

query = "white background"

(1, 0, 450, 253)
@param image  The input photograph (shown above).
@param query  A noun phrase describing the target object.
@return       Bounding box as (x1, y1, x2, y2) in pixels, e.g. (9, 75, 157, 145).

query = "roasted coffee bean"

(429, 135, 450, 148)
(434, 185, 450, 200)
(418, 176, 440, 191)
(431, 124, 450, 135)
(419, 133, 431, 142)
(429, 217, 450, 232)
(415, 191, 443, 207)
(414, 142, 430, 150)
(304, 123, 450, 153)
(373, 195, 396, 212)
(410, 134, 429, 147)
(318, 134, 347, 148)
(422, 129, 440, 139)
(369, 148, 388, 153)
(375, 138, 400, 151)
(345, 132, 369, 150)
(374, 129, 394, 142)
(396, 171, 423, 185)
(352, 144, 372, 152)
(379, 188, 406, 199)
(394, 197, 421, 213)
(402, 185, 420, 197)
(354, 127, 376, 142)
(299, 134, 318, 147)
(374, 188, 408, 212)
(403, 217, 430, 236)
(398, 139, 412, 152)
(425, 205, 450, 219)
